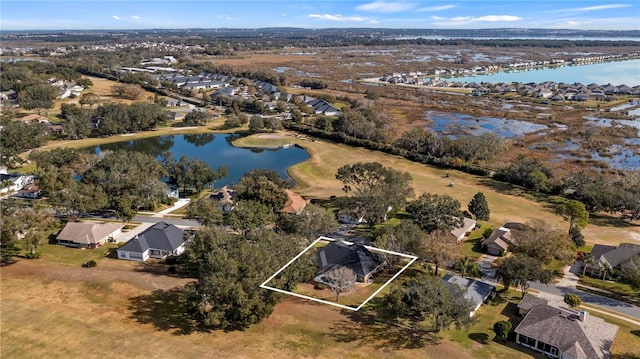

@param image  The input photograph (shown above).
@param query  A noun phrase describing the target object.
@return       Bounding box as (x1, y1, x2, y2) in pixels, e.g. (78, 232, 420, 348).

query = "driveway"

(477, 254, 498, 280)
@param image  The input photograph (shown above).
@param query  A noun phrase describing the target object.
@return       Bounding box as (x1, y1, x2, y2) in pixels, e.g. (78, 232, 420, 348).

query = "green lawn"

(459, 224, 489, 260)
(577, 275, 639, 307)
(36, 242, 119, 267)
(442, 289, 544, 359)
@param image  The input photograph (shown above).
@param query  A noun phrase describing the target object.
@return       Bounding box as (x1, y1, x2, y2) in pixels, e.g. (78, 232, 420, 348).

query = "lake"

(87, 134, 310, 188)
(435, 59, 640, 86)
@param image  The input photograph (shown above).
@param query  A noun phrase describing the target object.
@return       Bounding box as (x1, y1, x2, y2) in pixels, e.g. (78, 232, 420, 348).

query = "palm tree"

(458, 256, 471, 278)
(582, 254, 594, 276)
(602, 263, 612, 281)
(467, 263, 483, 279)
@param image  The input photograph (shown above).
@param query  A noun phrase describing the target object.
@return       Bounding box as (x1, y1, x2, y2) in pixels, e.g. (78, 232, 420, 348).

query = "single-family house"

(116, 221, 187, 261)
(514, 294, 618, 359)
(451, 217, 477, 242)
(584, 243, 640, 277)
(14, 114, 49, 124)
(0, 172, 34, 193)
(280, 189, 309, 215)
(56, 222, 123, 248)
(16, 183, 42, 199)
(165, 185, 179, 199)
(441, 274, 495, 316)
(209, 185, 235, 212)
(315, 240, 384, 284)
(481, 227, 513, 256)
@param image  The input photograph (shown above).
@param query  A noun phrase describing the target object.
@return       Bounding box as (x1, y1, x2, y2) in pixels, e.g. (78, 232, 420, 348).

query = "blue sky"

(1, 1, 639, 31)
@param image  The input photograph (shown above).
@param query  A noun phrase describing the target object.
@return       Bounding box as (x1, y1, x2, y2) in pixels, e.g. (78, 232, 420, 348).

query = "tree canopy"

(381, 274, 474, 333)
(336, 162, 413, 227)
(468, 192, 490, 221)
(181, 227, 310, 330)
(495, 254, 552, 297)
(407, 193, 463, 233)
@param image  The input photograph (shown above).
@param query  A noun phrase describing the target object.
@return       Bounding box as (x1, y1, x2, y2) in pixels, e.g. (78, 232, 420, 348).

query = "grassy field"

(234, 131, 640, 246)
(0, 253, 543, 359)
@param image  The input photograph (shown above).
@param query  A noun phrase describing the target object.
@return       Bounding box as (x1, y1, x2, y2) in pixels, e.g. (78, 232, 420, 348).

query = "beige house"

(56, 222, 123, 249)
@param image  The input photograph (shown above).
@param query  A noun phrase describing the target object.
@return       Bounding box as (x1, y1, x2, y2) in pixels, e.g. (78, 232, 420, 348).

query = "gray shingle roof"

(118, 221, 184, 253)
(317, 241, 382, 278)
(441, 274, 495, 311)
(515, 299, 618, 359)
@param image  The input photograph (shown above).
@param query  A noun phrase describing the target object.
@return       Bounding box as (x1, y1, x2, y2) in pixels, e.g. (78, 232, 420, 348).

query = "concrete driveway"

(477, 254, 498, 279)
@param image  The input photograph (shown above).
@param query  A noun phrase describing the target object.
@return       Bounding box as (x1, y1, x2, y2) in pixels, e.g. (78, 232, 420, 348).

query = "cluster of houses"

(209, 186, 309, 215)
(153, 71, 342, 117)
(377, 70, 640, 100)
(55, 220, 189, 262)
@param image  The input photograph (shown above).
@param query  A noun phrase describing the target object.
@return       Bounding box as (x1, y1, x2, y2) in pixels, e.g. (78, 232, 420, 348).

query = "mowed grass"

(236, 132, 639, 246)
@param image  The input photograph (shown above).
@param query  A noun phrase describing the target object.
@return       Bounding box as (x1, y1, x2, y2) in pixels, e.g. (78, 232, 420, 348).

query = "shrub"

(82, 260, 97, 268)
(563, 293, 582, 308)
(25, 252, 41, 259)
(493, 320, 512, 341)
(314, 283, 327, 290)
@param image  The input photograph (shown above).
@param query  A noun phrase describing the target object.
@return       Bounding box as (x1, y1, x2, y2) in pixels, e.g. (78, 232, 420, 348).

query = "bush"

(314, 283, 327, 290)
(563, 293, 582, 308)
(25, 252, 41, 259)
(82, 260, 97, 268)
(493, 320, 512, 341)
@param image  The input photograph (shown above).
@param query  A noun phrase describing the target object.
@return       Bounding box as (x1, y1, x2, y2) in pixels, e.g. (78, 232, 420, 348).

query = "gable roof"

(481, 227, 513, 250)
(56, 222, 123, 245)
(515, 299, 618, 359)
(281, 189, 308, 214)
(591, 243, 640, 268)
(118, 221, 185, 253)
(317, 241, 382, 278)
(441, 274, 495, 310)
(451, 217, 477, 240)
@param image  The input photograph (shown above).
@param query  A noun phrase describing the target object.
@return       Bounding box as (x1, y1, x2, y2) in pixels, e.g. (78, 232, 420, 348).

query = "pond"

(425, 111, 548, 138)
(86, 134, 310, 188)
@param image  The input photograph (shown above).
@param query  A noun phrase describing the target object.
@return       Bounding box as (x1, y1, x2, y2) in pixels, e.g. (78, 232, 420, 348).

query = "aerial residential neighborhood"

(1, 1, 639, 358)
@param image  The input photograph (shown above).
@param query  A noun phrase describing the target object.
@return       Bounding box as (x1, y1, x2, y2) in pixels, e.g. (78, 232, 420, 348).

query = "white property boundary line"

(260, 236, 419, 311)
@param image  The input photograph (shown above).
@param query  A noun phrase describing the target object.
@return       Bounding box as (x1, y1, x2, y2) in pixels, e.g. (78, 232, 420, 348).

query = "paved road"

(478, 255, 640, 320)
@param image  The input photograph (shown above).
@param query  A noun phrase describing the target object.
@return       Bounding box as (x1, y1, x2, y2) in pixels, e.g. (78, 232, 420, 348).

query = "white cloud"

(565, 20, 580, 26)
(577, 4, 631, 11)
(131, 16, 140, 20)
(552, 4, 632, 13)
(112, 15, 120, 20)
(281, 13, 287, 16)
(308, 14, 368, 22)
(418, 4, 456, 12)
(430, 16, 446, 20)
(355, 1, 415, 13)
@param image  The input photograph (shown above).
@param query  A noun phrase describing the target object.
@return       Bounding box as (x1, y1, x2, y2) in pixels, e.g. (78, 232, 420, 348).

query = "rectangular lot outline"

(260, 235, 419, 311)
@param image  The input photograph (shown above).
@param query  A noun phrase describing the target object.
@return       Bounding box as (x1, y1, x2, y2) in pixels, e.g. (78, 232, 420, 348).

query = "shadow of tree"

(589, 213, 638, 228)
(329, 300, 441, 350)
(468, 332, 490, 344)
(631, 330, 640, 338)
(128, 288, 201, 335)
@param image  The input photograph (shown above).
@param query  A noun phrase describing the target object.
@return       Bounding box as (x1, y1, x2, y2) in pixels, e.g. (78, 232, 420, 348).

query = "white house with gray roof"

(117, 221, 187, 261)
(441, 274, 495, 317)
